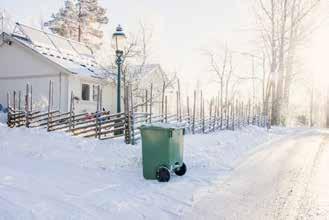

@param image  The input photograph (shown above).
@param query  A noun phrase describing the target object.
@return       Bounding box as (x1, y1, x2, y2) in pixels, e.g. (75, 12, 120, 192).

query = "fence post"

(95, 113, 100, 139)
(247, 99, 251, 125)
(6, 92, 10, 110)
(240, 101, 243, 128)
(217, 94, 220, 129)
(69, 91, 74, 133)
(200, 91, 203, 122)
(47, 81, 52, 132)
(192, 91, 196, 134)
(226, 103, 229, 128)
(130, 85, 135, 145)
(96, 86, 99, 112)
(256, 103, 259, 126)
(95, 87, 101, 139)
(30, 85, 33, 112)
(165, 95, 168, 123)
(13, 91, 16, 126)
(145, 89, 148, 123)
(12, 90, 16, 115)
(51, 81, 54, 110)
(149, 83, 153, 123)
(176, 91, 179, 122)
(98, 114, 102, 140)
(178, 79, 182, 122)
(18, 91, 21, 111)
(25, 84, 30, 128)
(213, 97, 216, 131)
(236, 100, 239, 129)
(100, 86, 102, 112)
(124, 86, 130, 144)
(220, 93, 223, 130)
(202, 97, 205, 133)
(232, 101, 235, 130)
(208, 99, 211, 132)
(187, 96, 190, 128)
(161, 82, 165, 122)
(7, 92, 11, 127)
(25, 84, 29, 112)
(141, 97, 144, 113)
(241, 101, 246, 127)
(258, 104, 261, 127)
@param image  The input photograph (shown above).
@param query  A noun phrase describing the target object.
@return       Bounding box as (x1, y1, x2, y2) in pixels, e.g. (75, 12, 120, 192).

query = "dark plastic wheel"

(174, 163, 187, 176)
(156, 166, 171, 182)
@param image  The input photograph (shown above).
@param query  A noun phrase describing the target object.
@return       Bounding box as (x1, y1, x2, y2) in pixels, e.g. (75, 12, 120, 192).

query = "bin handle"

(169, 130, 173, 138)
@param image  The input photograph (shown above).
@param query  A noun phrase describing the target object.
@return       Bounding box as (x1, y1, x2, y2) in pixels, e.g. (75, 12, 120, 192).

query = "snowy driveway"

(184, 129, 329, 219)
(1, 123, 326, 219)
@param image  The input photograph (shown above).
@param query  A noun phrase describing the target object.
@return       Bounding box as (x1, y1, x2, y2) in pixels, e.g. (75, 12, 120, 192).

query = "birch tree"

(203, 45, 234, 127)
(254, 0, 320, 125)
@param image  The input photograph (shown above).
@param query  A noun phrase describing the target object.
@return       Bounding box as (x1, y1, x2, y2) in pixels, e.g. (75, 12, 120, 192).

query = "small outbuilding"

(0, 23, 117, 113)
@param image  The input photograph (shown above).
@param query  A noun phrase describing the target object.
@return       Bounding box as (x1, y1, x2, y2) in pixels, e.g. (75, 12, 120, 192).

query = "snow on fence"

(6, 81, 269, 145)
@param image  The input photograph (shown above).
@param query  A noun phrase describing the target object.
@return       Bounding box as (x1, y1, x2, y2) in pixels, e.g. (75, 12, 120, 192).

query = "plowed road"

(184, 129, 329, 219)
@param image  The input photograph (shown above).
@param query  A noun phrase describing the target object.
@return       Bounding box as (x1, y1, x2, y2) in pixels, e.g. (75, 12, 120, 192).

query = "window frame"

(93, 85, 99, 102)
(81, 83, 91, 101)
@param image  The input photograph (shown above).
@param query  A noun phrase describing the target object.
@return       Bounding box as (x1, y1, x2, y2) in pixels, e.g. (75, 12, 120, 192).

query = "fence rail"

(5, 81, 270, 145)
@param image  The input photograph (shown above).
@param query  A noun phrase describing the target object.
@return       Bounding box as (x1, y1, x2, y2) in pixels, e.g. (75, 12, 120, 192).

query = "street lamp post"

(115, 50, 123, 113)
(112, 25, 126, 114)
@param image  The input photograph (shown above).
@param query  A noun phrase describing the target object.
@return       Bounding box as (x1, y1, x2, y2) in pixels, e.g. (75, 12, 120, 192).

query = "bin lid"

(139, 123, 185, 130)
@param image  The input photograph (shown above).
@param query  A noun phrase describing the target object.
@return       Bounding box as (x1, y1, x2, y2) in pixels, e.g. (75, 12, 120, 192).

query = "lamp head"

(112, 25, 126, 52)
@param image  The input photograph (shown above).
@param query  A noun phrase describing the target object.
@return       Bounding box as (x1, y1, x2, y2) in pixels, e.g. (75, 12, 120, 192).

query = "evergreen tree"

(45, 0, 109, 49)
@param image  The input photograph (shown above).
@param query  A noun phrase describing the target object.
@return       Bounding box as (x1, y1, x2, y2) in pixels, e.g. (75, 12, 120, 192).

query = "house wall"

(102, 81, 117, 114)
(0, 37, 118, 114)
(0, 41, 69, 112)
(67, 75, 116, 113)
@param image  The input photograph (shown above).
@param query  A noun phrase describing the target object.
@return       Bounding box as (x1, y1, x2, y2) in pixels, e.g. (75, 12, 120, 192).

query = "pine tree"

(45, 0, 109, 49)
(45, 1, 78, 39)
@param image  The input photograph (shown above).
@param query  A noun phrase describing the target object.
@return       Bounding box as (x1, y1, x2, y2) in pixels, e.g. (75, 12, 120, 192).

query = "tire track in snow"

(183, 129, 329, 220)
(265, 132, 329, 220)
(296, 134, 329, 219)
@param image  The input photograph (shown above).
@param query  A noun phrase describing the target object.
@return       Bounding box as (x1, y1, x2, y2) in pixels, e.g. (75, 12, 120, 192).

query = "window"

(81, 84, 90, 101)
(93, 85, 99, 101)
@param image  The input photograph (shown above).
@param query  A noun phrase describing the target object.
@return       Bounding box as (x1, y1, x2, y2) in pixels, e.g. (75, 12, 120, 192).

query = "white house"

(122, 64, 174, 114)
(0, 23, 117, 113)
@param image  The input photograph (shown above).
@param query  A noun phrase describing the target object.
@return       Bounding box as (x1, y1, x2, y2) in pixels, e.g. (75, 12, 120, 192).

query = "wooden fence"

(7, 104, 268, 145)
(127, 111, 268, 144)
(6, 81, 269, 145)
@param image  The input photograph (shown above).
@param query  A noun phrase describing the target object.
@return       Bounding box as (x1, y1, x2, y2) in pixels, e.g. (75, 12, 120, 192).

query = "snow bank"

(0, 124, 141, 171)
(0, 123, 291, 219)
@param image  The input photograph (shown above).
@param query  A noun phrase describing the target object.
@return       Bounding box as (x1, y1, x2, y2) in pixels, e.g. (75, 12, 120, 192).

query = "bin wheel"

(156, 166, 171, 182)
(174, 163, 187, 176)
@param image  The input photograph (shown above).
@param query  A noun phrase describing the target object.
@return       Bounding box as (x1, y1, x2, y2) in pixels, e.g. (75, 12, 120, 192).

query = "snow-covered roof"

(9, 23, 115, 80)
(108, 64, 160, 74)
(126, 64, 162, 78)
(108, 64, 166, 82)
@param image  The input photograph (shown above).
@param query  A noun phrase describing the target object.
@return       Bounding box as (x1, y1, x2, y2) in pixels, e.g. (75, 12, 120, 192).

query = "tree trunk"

(276, 0, 288, 126)
(78, 1, 82, 42)
(283, 0, 298, 123)
(220, 78, 223, 129)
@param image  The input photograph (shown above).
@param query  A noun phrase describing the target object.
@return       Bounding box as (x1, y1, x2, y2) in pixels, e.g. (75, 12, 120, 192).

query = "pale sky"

(2, 0, 329, 99)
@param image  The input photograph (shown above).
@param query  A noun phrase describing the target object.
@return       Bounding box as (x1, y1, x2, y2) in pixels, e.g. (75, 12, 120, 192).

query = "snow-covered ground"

(0, 122, 291, 219)
(184, 129, 329, 219)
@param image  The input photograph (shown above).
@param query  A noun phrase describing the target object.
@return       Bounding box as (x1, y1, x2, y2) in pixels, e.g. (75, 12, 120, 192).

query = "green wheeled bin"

(139, 123, 187, 182)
